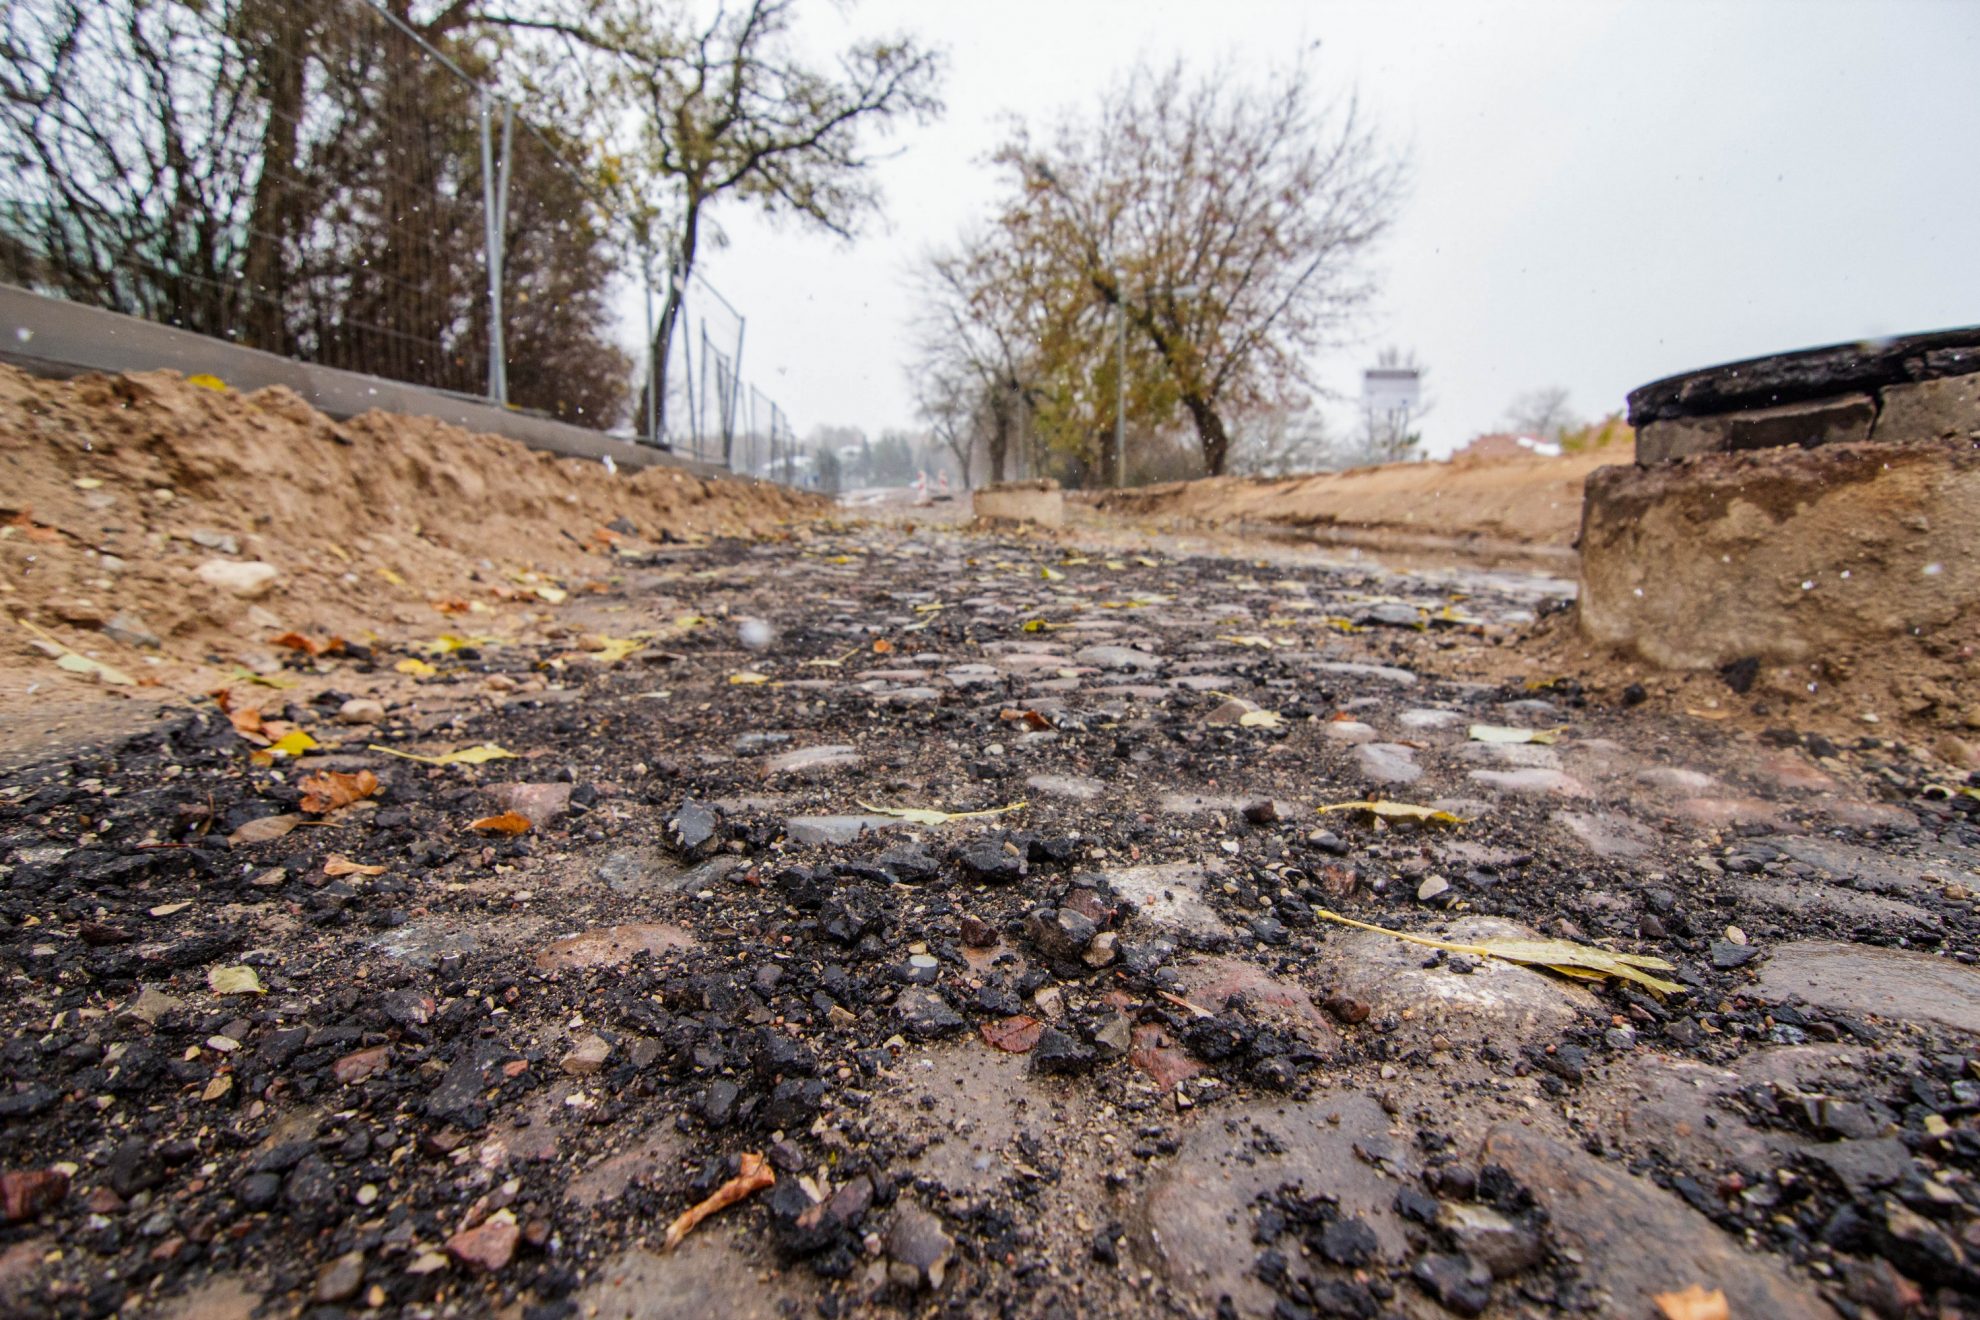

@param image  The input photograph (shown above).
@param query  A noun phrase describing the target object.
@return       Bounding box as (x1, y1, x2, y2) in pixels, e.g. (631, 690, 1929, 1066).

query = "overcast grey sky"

(673, 0, 1980, 457)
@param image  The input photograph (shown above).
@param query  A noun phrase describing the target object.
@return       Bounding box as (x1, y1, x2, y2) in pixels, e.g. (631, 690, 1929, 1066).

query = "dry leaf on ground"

(324, 856, 387, 877)
(663, 1152, 775, 1251)
(17, 617, 135, 686)
(208, 965, 265, 995)
(1312, 908, 1685, 994)
(467, 811, 532, 835)
(370, 742, 516, 767)
(271, 631, 340, 657)
(1467, 724, 1561, 745)
(1316, 800, 1468, 826)
(588, 636, 644, 663)
(227, 814, 300, 845)
(249, 730, 319, 765)
(856, 800, 1026, 826)
(299, 769, 380, 814)
(1653, 1286, 1730, 1320)
(395, 658, 438, 678)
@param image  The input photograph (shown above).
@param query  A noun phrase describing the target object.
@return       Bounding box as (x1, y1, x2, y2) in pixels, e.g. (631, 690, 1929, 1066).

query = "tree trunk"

(1184, 394, 1231, 476)
(240, 4, 309, 353)
(643, 198, 702, 446)
(986, 387, 1012, 484)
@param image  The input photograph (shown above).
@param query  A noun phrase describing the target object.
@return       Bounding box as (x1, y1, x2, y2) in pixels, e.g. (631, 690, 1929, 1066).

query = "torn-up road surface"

(3, 519, 1977, 1319)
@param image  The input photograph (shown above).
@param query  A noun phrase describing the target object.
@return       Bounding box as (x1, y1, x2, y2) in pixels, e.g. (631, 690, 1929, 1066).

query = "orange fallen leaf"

(663, 1152, 774, 1251)
(1653, 1285, 1730, 1320)
(430, 597, 472, 615)
(872, 638, 894, 654)
(7, 509, 62, 544)
(227, 705, 272, 745)
(271, 631, 342, 657)
(299, 769, 380, 814)
(468, 811, 532, 835)
(324, 855, 387, 877)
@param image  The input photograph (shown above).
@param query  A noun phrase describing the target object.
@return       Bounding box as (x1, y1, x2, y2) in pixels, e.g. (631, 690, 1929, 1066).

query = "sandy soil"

(0, 367, 821, 760)
(1078, 447, 1621, 562)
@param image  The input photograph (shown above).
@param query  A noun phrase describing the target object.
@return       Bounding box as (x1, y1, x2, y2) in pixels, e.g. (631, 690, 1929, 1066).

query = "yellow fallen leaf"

(1134, 556, 1158, 567)
(395, 658, 438, 678)
(534, 585, 568, 605)
(802, 648, 860, 669)
(260, 729, 321, 760)
(1316, 800, 1469, 826)
(468, 811, 532, 835)
(674, 613, 710, 630)
(729, 671, 773, 685)
(56, 651, 137, 685)
(1468, 724, 1561, 745)
(1311, 908, 1685, 995)
(1238, 709, 1286, 729)
(426, 634, 496, 655)
(208, 965, 265, 995)
(73, 477, 103, 490)
(1039, 566, 1065, 581)
(369, 742, 516, 767)
(17, 617, 136, 685)
(913, 602, 945, 613)
(590, 636, 644, 663)
(186, 373, 229, 391)
(377, 567, 407, 587)
(1217, 634, 1274, 648)
(1324, 617, 1368, 633)
(1653, 1285, 1730, 1320)
(856, 800, 1026, 826)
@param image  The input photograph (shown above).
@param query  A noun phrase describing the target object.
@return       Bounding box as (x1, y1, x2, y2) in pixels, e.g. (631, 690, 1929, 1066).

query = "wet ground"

(3, 515, 1979, 1319)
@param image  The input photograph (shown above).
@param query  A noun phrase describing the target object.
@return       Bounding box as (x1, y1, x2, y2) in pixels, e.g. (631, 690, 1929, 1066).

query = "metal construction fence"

(0, 0, 800, 475)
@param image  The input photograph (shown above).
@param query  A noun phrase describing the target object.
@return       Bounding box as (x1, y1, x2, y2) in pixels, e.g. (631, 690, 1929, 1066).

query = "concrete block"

(973, 479, 1064, 526)
(1636, 394, 1875, 466)
(1578, 439, 1980, 669)
(1875, 374, 1980, 442)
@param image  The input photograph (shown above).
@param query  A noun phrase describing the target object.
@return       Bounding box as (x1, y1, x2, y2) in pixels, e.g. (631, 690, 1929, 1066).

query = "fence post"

(477, 89, 513, 405)
(640, 252, 658, 445)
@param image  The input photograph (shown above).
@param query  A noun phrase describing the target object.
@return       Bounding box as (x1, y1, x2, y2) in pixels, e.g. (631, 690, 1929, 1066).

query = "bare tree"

(909, 229, 1056, 485)
(0, 0, 631, 423)
(984, 58, 1403, 477)
(1504, 386, 1581, 441)
(603, 0, 943, 438)
(1230, 407, 1341, 477)
(913, 357, 978, 490)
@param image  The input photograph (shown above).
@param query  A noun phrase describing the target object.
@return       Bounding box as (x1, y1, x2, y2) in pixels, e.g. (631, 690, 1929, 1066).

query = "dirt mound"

(0, 366, 821, 723)
(1080, 447, 1621, 560)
